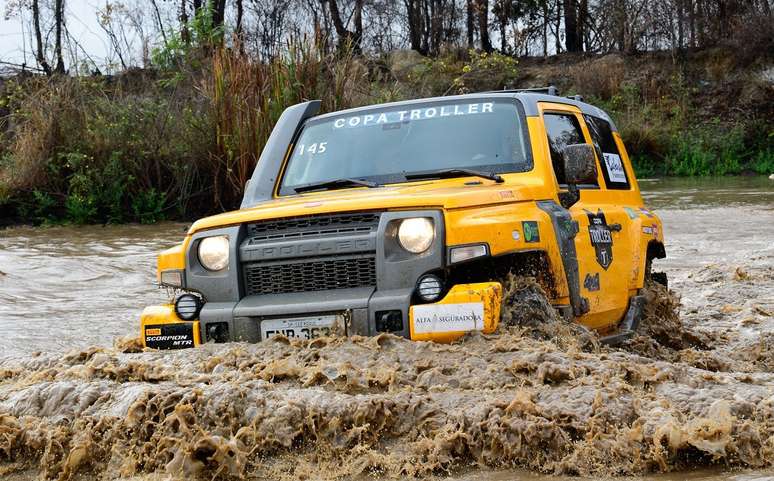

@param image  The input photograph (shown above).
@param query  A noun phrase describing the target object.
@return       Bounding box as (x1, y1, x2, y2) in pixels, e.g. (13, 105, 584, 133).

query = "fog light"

(175, 293, 203, 320)
(416, 274, 443, 302)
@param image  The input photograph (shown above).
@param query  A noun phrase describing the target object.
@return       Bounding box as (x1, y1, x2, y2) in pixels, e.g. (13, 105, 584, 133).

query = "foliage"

(0, 41, 374, 224)
(398, 49, 520, 97)
(204, 43, 365, 209)
(452, 50, 519, 93)
(151, 5, 225, 71)
(0, 46, 771, 225)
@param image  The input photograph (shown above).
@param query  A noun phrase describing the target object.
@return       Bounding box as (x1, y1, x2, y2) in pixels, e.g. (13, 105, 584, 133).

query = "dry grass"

(569, 55, 626, 100)
(0, 42, 378, 221)
(203, 43, 370, 209)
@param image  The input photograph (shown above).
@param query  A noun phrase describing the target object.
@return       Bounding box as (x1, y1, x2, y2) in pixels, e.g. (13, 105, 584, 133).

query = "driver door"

(540, 103, 632, 331)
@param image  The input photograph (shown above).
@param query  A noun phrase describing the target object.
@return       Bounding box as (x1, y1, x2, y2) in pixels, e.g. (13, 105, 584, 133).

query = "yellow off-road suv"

(140, 87, 666, 349)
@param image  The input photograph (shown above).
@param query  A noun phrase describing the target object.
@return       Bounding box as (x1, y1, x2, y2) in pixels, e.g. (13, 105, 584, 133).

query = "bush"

(0, 42, 381, 224)
(0, 47, 771, 224)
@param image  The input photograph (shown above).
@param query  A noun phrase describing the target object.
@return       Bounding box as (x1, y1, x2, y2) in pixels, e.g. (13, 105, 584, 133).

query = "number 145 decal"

(296, 142, 327, 155)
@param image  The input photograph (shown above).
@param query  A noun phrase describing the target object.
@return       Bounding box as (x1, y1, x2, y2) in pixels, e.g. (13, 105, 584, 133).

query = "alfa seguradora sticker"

(411, 302, 485, 334)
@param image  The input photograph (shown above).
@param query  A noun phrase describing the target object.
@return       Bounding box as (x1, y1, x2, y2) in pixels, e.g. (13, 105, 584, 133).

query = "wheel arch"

(447, 249, 561, 300)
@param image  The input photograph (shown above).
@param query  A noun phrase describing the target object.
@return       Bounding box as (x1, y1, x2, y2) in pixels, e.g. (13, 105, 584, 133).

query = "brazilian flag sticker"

(522, 221, 540, 243)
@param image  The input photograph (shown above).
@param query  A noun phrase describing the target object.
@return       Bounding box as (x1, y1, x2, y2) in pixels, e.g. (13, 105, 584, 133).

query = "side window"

(584, 115, 630, 189)
(543, 112, 588, 185)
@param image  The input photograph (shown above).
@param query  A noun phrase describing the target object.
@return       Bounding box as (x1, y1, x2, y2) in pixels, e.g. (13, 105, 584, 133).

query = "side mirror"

(563, 143, 597, 185)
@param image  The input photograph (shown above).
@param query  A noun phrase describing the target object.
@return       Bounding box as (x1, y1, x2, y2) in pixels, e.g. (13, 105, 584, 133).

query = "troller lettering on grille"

(242, 238, 373, 262)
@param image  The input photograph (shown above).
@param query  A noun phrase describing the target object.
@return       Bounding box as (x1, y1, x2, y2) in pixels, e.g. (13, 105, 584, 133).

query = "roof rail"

(494, 85, 560, 96)
(485, 86, 586, 103)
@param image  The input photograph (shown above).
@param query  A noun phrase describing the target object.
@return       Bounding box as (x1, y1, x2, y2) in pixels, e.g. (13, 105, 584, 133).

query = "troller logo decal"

(586, 209, 613, 270)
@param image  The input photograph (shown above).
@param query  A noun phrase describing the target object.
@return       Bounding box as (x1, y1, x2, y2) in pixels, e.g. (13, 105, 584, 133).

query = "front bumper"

(141, 282, 502, 349)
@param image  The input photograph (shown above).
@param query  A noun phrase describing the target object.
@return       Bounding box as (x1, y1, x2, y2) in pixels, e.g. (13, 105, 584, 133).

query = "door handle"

(609, 223, 622, 232)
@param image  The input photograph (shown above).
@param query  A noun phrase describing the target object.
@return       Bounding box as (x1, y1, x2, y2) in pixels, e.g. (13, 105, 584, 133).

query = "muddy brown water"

(0, 176, 772, 480)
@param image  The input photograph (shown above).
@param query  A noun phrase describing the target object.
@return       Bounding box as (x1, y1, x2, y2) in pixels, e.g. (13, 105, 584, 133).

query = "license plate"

(260, 314, 339, 340)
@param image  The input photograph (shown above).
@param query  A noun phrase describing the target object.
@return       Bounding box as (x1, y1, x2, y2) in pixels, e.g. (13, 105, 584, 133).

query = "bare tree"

(31, 0, 52, 75)
(326, 0, 363, 51)
(53, 0, 65, 73)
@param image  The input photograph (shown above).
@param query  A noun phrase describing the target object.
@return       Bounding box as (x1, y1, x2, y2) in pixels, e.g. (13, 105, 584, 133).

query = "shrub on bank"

(0, 46, 371, 224)
(0, 47, 771, 225)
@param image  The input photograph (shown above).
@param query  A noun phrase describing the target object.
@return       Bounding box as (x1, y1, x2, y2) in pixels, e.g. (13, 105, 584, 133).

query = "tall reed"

(204, 41, 366, 209)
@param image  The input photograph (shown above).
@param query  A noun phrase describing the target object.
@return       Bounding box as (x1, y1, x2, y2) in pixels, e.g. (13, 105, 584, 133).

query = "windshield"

(279, 98, 532, 194)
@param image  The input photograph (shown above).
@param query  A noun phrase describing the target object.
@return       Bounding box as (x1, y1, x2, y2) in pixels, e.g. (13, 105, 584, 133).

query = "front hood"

(189, 179, 544, 234)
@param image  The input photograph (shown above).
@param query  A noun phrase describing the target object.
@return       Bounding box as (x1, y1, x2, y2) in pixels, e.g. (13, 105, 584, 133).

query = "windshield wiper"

(294, 178, 380, 193)
(405, 168, 505, 183)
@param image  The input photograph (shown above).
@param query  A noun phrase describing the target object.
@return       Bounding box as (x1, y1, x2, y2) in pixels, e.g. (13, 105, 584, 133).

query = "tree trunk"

(616, 0, 625, 51)
(150, 0, 168, 46)
(180, 0, 190, 44)
(696, 0, 704, 47)
(466, 0, 475, 49)
(563, 0, 580, 52)
(353, 0, 363, 46)
(31, 0, 52, 75)
(495, 0, 509, 53)
(236, 0, 244, 38)
(327, 0, 362, 52)
(53, 0, 65, 73)
(405, 0, 425, 53)
(542, 2, 548, 57)
(689, 0, 695, 48)
(499, 16, 507, 53)
(578, 0, 587, 51)
(476, 0, 492, 51)
(678, 0, 685, 50)
(555, 0, 562, 53)
(430, 0, 443, 55)
(211, 0, 226, 28)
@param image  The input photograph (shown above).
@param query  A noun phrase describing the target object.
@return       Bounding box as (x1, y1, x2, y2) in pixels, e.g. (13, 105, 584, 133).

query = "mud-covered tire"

(501, 275, 598, 350)
(501, 279, 557, 328)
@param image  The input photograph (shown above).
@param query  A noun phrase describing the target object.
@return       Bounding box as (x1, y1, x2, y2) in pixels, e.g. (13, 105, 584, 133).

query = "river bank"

(1, 47, 772, 225)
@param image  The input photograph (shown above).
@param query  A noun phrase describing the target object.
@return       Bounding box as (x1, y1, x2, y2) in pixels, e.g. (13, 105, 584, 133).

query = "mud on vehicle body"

(141, 87, 666, 349)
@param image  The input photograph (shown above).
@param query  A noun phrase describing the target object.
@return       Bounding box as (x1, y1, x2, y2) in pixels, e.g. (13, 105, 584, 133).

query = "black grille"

(246, 212, 380, 242)
(243, 255, 376, 295)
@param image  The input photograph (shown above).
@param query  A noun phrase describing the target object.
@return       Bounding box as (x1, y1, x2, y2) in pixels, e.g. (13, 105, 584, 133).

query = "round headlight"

(198, 235, 230, 271)
(175, 293, 203, 320)
(398, 218, 434, 253)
